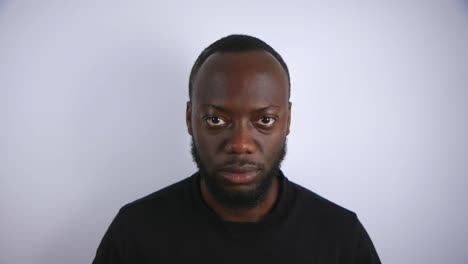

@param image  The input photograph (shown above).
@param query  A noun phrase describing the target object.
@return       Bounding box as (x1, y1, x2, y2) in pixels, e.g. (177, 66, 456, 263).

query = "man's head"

(186, 34, 291, 210)
(189, 34, 291, 100)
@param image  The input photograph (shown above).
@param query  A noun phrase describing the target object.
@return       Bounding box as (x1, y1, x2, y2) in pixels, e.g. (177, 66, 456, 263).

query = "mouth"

(218, 165, 259, 184)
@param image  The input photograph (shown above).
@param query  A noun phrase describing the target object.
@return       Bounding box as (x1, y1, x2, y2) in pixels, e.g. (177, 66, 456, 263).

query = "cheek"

(193, 130, 222, 163)
(261, 133, 286, 158)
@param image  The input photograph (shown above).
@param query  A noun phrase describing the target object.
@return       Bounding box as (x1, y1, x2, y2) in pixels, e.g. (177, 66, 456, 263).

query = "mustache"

(217, 158, 265, 170)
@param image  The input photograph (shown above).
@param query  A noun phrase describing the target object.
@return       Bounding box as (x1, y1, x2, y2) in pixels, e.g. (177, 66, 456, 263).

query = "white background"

(2, 1, 467, 263)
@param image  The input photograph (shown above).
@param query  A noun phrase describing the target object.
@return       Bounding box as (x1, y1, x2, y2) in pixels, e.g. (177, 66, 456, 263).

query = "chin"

(220, 181, 261, 194)
(204, 170, 275, 210)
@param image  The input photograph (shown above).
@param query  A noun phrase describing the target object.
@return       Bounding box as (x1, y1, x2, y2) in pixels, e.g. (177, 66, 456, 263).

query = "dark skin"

(186, 50, 291, 222)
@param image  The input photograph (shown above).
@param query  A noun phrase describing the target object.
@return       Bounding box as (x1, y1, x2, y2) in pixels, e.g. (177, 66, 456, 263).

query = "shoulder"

(115, 176, 193, 225)
(288, 179, 381, 263)
(289, 180, 358, 228)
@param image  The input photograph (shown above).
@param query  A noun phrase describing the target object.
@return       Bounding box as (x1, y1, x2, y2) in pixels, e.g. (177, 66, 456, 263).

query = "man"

(92, 34, 381, 263)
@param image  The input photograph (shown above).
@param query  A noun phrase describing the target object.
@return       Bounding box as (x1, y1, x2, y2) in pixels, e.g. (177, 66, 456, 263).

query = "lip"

(218, 166, 259, 184)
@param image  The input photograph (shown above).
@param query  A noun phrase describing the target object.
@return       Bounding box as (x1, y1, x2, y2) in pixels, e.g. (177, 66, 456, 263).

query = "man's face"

(187, 51, 291, 209)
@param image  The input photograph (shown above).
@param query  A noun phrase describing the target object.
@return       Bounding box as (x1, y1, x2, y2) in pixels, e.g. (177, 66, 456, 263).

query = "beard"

(191, 138, 287, 210)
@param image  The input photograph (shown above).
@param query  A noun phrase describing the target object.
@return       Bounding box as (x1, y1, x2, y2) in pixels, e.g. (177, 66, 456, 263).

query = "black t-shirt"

(92, 171, 381, 264)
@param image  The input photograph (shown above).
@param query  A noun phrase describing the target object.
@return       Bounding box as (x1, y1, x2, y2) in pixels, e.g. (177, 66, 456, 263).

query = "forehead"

(192, 51, 289, 108)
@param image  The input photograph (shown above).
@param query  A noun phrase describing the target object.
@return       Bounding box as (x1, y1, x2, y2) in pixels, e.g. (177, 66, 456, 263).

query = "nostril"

(224, 123, 256, 154)
(225, 141, 255, 154)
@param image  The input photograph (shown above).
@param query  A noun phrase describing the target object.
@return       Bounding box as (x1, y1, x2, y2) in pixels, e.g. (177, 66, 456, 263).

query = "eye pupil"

(261, 117, 270, 124)
(212, 117, 220, 124)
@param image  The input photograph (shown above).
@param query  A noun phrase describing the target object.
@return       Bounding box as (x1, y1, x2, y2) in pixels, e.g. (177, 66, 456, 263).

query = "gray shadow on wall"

(37, 33, 194, 264)
(461, 0, 468, 21)
(0, 1, 10, 19)
(0, 0, 8, 10)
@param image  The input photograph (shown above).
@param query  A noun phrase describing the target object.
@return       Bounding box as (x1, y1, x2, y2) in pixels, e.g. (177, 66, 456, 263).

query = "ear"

(286, 102, 292, 135)
(186, 101, 193, 135)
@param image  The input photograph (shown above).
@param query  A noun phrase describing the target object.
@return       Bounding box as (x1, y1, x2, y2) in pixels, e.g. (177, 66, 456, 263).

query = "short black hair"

(189, 34, 290, 101)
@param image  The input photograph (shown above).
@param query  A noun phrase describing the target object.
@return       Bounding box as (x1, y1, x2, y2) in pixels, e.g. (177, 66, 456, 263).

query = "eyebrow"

(201, 104, 280, 112)
(255, 105, 280, 112)
(202, 104, 228, 112)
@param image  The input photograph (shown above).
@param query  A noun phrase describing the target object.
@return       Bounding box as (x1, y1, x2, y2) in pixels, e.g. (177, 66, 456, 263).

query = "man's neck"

(199, 176, 280, 222)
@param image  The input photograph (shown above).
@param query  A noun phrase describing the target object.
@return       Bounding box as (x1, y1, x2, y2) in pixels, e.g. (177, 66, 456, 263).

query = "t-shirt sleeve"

(352, 216, 381, 264)
(92, 209, 126, 264)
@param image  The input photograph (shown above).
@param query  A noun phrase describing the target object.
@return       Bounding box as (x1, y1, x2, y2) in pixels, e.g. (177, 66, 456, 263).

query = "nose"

(224, 122, 256, 155)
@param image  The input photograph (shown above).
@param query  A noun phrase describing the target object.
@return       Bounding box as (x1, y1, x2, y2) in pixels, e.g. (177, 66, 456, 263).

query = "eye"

(256, 116, 277, 127)
(205, 116, 227, 127)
